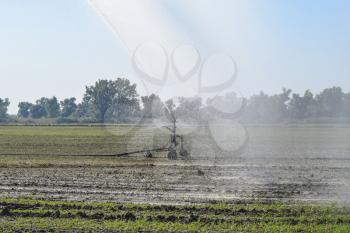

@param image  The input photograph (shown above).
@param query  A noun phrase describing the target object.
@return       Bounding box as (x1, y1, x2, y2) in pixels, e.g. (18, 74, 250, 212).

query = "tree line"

(0, 78, 349, 123)
(243, 87, 350, 123)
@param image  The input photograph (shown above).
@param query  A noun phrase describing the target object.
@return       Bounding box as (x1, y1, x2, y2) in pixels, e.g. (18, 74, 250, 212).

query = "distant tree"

(30, 104, 47, 119)
(33, 97, 49, 118)
(288, 90, 315, 120)
(36, 97, 49, 109)
(315, 87, 344, 118)
(303, 90, 318, 118)
(60, 98, 77, 117)
(17, 102, 33, 118)
(141, 94, 163, 118)
(77, 99, 96, 119)
(0, 98, 10, 121)
(162, 97, 202, 123)
(269, 88, 292, 121)
(34, 97, 60, 118)
(244, 89, 291, 122)
(84, 78, 139, 123)
(343, 92, 350, 117)
(288, 94, 303, 120)
(106, 99, 140, 123)
(245, 91, 271, 122)
(84, 80, 118, 122)
(105, 79, 140, 123)
(176, 97, 202, 120)
(207, 92, 243, 118)
(46, 97, 61, 118)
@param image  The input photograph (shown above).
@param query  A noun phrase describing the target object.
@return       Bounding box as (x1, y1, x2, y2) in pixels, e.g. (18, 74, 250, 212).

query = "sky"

(0, 0, 350, 114)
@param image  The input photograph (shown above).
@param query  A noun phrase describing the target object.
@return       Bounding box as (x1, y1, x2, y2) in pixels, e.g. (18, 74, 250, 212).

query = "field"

(0, 125, 350, 232)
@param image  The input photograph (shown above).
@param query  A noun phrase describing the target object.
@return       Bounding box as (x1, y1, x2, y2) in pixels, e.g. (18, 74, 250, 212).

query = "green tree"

(35, 97, 60, 118)
(84, 78, 139, 123)
(60, 98, 77, 117)
(288, 90, 315, 120)
(77, 99, 96, 119)
(343, 92, 350, 117)
(244, 89, 291, 123)
(0, 98, 10, 121)
(30, 104, 47, 119)
(33, 97, 49, 118)
(46, 97, 61, 118)
(176, 97, 202, 120)
(269, 88, 292, 121)
(315, 87, 344, 118)
(105, 79, 140, 123)
(17, 102, 33, 118)
(141, 94, 163, 118)
(161, 97, 202, 124)
(84, 80, 117, 122)
(207, 92, 244, 120)
(245, 91, 270, 122)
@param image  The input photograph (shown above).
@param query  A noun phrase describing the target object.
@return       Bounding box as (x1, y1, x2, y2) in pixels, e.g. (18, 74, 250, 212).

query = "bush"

(79, 117, 100, 124)
(56, 117, 79, 124)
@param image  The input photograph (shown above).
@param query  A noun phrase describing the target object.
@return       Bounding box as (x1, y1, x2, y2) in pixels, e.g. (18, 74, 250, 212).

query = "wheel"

(179, 149, 189, 157)
(144, 150, 152, 158)
(167, 149, 177, 160)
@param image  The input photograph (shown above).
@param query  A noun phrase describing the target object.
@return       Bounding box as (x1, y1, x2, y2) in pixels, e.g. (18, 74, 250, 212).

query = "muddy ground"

(0, 125, 349, 204)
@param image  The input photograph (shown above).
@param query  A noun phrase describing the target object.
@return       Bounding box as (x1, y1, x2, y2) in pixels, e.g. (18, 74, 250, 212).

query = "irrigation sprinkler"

(162, 104, 189, 160)
(110, 104, 189, 160)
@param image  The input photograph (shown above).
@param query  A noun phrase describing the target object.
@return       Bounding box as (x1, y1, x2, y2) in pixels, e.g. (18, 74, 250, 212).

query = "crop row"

(1, 198, 350, 232)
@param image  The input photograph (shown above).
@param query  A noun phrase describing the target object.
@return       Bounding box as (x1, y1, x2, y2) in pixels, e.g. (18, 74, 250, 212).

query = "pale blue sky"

(1, 0, 349, 113)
